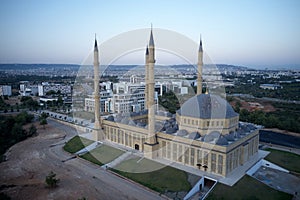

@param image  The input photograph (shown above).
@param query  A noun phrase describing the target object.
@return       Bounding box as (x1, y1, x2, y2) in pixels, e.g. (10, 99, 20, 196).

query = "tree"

(28, 124, 37, 136)
(40, 118, 47, 129)
(45, 171, 60, 188)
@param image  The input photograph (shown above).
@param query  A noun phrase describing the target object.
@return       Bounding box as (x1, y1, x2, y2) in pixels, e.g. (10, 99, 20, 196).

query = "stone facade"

(93, 29, 260, 177)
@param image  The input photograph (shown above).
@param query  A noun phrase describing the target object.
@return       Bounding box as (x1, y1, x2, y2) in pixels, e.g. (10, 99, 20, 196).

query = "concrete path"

(75, 141, 101, 155)
(260, 142, 300, 155)
(252, 167, 300, 197)
(102, 151, 132, 169)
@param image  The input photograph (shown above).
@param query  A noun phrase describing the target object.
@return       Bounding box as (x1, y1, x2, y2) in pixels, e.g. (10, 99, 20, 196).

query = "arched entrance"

(134, 144, 139, 150)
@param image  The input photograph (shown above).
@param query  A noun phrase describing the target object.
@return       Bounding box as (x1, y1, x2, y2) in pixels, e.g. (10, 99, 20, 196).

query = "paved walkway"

(102, 151, 132, 169)
(252, 167, 300, 197)
(75, 141, 102, 155)
(260, 142, 300, 155)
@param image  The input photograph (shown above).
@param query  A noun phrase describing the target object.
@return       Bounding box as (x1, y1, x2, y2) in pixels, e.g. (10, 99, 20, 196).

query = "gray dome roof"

(188, 132, 201, 139)
(177, 129, 188, 136)
(204, 131, 221, 142)
(155, 122, 165, 132)
(137, 122, 146, 127)
(216, 136, 229, 145)
(120, 118, 129, 124)
(128, 120, 136, 126)
(225, 133, 235, 141)
(166, 127, 177, 134)
(106, 115, 114, 121)
(177, 94, 238, 119)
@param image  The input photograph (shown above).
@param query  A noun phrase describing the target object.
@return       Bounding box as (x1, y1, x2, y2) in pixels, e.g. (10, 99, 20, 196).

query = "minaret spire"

(149, 25, 154, 47)
(144, 26, 158, 158)
(145, 45, 149, 110)
(199, 34, 203, 52)
(94, 34, 98, 51)
(93, 35, 101, 138)
(197, 34, 203, 95)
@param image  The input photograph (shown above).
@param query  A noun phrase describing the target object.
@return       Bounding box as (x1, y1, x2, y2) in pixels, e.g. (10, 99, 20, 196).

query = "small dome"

(234, 131, 241, 138)
(106, 115, 114, 121)
(128, 120, 136, 126)
(120, 118, 129, 124)
(225, 133, 235, 141)
(177, 129, 188, 136)
(137, 122, 146, 127)
(204, 131, 220, 142)
(188, 132, 201, 139)
(166, 127, 177, 134)
(155, 122, 164, 132)
(216, 136, 228, 145)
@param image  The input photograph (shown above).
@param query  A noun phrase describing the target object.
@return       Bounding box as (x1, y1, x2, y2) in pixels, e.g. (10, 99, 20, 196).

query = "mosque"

(92, 29, 260, 177)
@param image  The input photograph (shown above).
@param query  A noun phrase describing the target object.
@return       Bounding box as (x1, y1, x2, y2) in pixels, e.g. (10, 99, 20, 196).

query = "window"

(178, 145, 183, 162)
(167, 142, 171, 159)
(190, 148, 195, 166)
(197, 149, 202, 164)
(184, 146, 189, 164)
(173, 143, 177, 161)
(218, 155, 223, 174)
(162, 141, 166, 157)
(203, 151, 208, 165)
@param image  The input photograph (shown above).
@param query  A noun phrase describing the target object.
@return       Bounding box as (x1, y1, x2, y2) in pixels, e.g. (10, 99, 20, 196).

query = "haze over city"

(0, 0, 300, 69)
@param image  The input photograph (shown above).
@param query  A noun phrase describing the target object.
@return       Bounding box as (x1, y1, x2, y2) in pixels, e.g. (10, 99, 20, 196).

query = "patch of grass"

(265, 148, 300, 173)
(63, 135, 93, 153)
(80, 152, 104, 166)
(111, 157, 191, 193)
(206, 175, 293, 200)
(80, 145, 124, 165)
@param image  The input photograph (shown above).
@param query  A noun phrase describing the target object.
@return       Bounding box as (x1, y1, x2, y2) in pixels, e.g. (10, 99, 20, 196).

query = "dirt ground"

(230, 97, 276, 113)
(0, 120, 162, 200)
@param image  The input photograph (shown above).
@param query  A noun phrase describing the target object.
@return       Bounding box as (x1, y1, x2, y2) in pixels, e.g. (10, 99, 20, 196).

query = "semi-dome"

(216, 136, 229, 145)
(177, 129, 188, 136)
(177, 94, 238, 119)
(166, 127, 177, 134)
(188, 132, 201, 140)
(204, 131, 221, 142)
(106, 115, 114, 121)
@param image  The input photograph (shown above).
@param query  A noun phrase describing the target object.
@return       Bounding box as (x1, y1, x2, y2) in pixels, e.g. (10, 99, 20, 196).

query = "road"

(0, 119, 164, 200)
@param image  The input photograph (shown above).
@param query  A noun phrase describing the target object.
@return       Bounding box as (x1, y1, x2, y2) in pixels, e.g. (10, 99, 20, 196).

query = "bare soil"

(0, 120, 161, 200)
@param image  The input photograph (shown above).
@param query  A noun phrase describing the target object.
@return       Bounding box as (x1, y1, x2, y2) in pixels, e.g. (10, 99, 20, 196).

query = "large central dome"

(177, 94, 238, 119)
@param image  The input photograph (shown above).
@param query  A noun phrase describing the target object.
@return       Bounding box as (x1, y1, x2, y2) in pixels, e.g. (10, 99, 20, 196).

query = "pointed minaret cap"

(149, 24, 154, 47)
(145, 45, 149, 55)
(199, 34, 203, 52)
(94, 33, 98, 51)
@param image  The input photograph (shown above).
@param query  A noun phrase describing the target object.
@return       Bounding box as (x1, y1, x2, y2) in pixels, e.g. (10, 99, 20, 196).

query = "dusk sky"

(0, 0, 299, 69)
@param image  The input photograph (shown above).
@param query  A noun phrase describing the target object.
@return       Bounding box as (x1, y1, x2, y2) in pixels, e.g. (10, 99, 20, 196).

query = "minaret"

(94, 36, 101, 131)
(197, 36, 203, 95)
(146, 27, 157, 145)
(145, 45, 149, 109)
